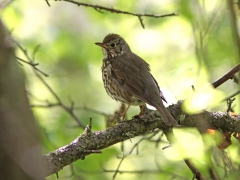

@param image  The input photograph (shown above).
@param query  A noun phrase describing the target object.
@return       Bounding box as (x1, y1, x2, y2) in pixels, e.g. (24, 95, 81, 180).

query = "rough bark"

(44, 101, 240, 176)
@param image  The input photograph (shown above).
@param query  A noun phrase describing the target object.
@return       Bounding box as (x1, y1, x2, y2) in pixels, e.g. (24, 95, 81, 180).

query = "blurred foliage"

(1, 0, 240, 179)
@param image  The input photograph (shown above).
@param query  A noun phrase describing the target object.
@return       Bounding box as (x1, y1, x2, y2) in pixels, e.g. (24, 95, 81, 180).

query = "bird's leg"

(139, 105, 146, 117)
(137, 104, 147, 119)
(121, 103, 131, 120)
(133, 104, 147, 119)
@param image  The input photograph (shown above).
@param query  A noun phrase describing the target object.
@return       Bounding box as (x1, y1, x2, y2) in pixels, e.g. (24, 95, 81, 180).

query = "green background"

(2, 0, 239, 179)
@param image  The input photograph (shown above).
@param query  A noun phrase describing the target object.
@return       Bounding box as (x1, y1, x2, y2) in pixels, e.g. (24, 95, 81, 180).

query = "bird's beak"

(95, 42, 105, 47)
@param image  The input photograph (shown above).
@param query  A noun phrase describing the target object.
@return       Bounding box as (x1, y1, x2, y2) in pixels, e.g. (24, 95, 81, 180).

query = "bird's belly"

(102, 65, 144, 106)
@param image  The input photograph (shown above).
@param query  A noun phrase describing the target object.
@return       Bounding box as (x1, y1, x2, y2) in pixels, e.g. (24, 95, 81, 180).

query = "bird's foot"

(132, 114, 146, 119)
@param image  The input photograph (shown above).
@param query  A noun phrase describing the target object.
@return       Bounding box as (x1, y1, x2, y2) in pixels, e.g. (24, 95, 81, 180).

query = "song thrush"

(95, 34, 178, 126)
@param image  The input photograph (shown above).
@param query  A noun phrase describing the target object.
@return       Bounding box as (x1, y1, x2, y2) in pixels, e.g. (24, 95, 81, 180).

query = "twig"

(185, 159, 206, 180)
(191, 85, 195, 91)
(45, 0, 50, 7)
(163, 128, 206, 180)
(93, 7, 103, 14)
(34, 73, 85, 128)
(138, 16, 145, 29)
(60, 0, 177, 18)
(227, 98, 235, 113)
(83, 117, 93, 135)
(16, 43, 85, 129)
(89, 117, 92, 131)
(111, 131, 160, 180)
(15, 43, 49, 77)
(31, 103, 110, 117)
(223, 90, 240, 101)
(30, 103, 60, 108)
(56, 0, 178, 28)
(76, 167, 187, 179)
(74, 105, 110, 116)
(16, 56, 48, 77)
(104, 169, 188, 179)
(146, 131, 165, 148)
(112, 153, 126, 180)
(16, 56, 39, 66)
(208, 167, 221, 180)
(213, 148, 238, 179)
(212, 63, 240, 88)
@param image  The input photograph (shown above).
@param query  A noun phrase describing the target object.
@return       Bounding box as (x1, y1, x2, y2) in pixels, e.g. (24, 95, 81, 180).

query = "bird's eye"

(110, 43, 115, 47)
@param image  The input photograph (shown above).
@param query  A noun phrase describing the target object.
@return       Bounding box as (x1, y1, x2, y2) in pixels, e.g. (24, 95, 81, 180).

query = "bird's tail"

(155, 103, 178, 126)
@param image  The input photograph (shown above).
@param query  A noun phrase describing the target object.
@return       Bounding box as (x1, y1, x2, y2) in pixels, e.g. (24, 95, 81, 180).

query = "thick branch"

(43, 101, 240, 176)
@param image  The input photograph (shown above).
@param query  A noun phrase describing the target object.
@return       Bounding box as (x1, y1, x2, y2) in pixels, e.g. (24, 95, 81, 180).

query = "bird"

(95, 34, 178, 126)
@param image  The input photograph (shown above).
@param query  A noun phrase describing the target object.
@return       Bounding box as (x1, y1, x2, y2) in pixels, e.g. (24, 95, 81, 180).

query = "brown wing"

(111, 52, 167, 105)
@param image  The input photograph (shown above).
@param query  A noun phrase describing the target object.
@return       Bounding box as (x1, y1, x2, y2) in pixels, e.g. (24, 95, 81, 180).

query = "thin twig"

(16, 42, 85, 129)
(227, 98, 235, 113)
(30, 103, 61, 108)
(15, 43, 49, 77)
(103, 169, 188, 179)
(16, 56, 39, 66)
(56, 0, 178, 28)
(16, 56, 48, 77)
(78, 167, 187, 179)
(110, 131, 160, 180)
(74, 106, 110, 116)
(45, 0, 50, 7)
(60, 0, 177, 18)
(31, 103, 110, 117)
(208, 167, 221, 180)
(223, 90, 240, 101)
(163, 128, 206, 180)
(138, 16, 145, 29)
(16, 60, 23, 66)
(212, 63, 240, 88)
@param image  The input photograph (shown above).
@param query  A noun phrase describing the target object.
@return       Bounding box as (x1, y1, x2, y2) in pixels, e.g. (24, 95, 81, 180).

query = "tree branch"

(43, 100, 240, 176)
(212, 63, 240, 88)
(53, 0, 178, 28)
(15, 43, 86, 129)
